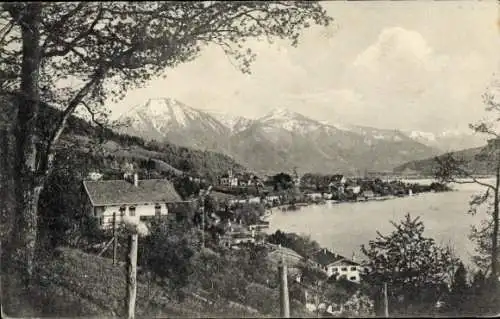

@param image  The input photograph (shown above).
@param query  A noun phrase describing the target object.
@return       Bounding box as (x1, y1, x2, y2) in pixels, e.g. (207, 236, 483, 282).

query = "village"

(83, 166, 449, 250)
(80, 164, 450, 316)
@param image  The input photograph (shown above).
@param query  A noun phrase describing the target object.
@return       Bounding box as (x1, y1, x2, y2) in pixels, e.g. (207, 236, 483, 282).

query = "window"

(350, 267, 357, 271)
(341, 267, 348, 272)
(129, 206, 136, 216)
(350, 276, 357, 281)
(155, 204, 161, 216)
(332, 267, 338, 272)
(119, 206, 126, 218)
(94, 206, 104, 217)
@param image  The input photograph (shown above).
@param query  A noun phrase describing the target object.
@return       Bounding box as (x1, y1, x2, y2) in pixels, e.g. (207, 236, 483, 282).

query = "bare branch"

(80, 100, 105, 128)
(38, 66, 106, 174)
(0, 17, 15, 44)
(451, 178, 496, 190)
(469, 123, 500, 139)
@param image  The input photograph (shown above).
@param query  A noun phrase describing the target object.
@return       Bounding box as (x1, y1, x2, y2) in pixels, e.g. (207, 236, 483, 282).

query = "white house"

(220, 175, 238, 187)
(310, 248, 363, 283)
(264, 195, 280, 203)
(328, 175, 347, 194)
(219, 169, 239, 187)
(83, 174, 182, 229)
(306, 192, 323, 201)
(248, 196, 261, 204)
(346, 185, 361, 195)
(219, 232, 256, 249)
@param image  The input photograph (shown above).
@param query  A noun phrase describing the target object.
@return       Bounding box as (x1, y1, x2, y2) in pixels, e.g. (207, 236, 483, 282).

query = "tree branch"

(80, 100, 105, 128)
(0, 17, 15, 44)
(38, 66, 106, 174)
(43, 2, 87, 36)
(447, 175, 496, 191)
(469, 123, 500, 139)
(43, 3, 103, 58)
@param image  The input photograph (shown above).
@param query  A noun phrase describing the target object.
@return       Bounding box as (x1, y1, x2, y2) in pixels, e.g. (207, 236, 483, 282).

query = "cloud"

(353, 27, 445, 72)
(340, 26, 496, 132)
(109, 2, 499, 134)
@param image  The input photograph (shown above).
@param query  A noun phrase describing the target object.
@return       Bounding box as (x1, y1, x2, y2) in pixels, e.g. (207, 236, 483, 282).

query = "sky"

(109, 1, 500, 134)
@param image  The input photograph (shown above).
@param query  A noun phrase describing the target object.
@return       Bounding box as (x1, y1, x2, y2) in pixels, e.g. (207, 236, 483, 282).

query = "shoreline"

(265, 190, 452, 215)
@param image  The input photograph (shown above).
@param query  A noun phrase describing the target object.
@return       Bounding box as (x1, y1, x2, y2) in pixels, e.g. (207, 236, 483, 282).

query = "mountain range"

(117, 98, 487, 175)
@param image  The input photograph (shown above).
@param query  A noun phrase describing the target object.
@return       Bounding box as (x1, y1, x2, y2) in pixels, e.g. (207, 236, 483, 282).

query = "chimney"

(134, 173, 139, 187)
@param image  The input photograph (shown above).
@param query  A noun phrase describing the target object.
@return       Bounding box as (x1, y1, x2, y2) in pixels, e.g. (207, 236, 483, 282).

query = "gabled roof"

(331, 174, 345, 182)
(311, 249, 342, 266)
(311, 248, 360, 267)
(83, 179, 181, 206)
(329, 259, 360, 267)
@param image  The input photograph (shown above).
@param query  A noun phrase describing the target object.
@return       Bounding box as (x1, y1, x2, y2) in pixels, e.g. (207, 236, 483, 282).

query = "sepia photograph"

(1, 0, 500, 317)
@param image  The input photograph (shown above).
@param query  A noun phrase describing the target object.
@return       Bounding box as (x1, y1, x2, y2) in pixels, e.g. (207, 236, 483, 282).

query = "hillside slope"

(2, 247, 262, 318)
(393, 146, 493, 176)
(0, 96, 247, 180)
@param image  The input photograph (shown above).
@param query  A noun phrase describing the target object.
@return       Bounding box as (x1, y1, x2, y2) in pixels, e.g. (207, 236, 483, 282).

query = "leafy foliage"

(172, 175, 202, 200)
(361, 213, 459, 316)
(266, 172, 294, 191)
(138, 220, 201, 288)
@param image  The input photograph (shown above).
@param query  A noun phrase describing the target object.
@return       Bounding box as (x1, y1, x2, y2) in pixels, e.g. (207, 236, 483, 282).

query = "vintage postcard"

(1, 1, 499, 318)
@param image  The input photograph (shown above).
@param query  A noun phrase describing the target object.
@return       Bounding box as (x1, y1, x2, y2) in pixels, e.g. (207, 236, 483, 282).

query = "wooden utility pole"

(112, 212, 117, 265)
(199, 186, 213, 249)
(383, 282, 389, 318)
(279, 255, 290, 318)
(201, 204, 205, 249)
(126, 234, 138, 319)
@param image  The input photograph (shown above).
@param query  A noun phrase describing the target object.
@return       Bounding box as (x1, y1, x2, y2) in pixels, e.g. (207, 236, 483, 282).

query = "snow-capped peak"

(208, 111, 254, 133)
(126, 97, 200, 127)
(408, 130, 437, 142)
(119, 97, 228, 135)
(256, 107, 327, 134)
(259, 107, 299, 121)
(439, 129, 464, 137)
(319, 120, 354, 132)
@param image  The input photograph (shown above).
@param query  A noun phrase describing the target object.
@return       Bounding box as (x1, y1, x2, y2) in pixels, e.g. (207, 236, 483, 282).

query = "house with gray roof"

(83, 173, 182, 229)
(310, 248, 363, 283)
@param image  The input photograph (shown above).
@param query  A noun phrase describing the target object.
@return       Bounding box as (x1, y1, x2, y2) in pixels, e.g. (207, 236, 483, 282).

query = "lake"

(266, 179, 494, 266)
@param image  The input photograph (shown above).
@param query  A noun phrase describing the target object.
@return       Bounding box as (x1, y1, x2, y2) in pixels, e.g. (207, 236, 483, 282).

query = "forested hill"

(393, 146, 493, 176)
(1, 96, 246, 180)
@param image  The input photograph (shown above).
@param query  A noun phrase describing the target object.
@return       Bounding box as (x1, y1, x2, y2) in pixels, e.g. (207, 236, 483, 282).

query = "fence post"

(112, 212, 117, 265)
(279, 255, 290, 318)
(126, 234, 138, 319)
(383, 282, 389, 318)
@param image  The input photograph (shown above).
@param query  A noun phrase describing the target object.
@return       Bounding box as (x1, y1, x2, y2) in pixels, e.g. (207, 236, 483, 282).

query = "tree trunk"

(492, 163, 500, 280)
(10, 3, 43, 285)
